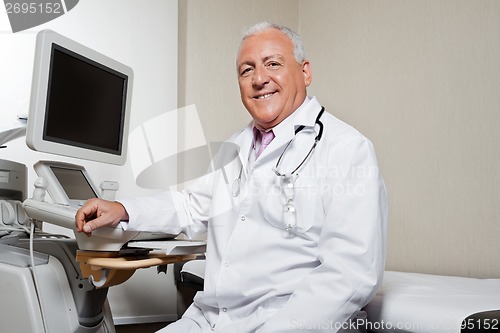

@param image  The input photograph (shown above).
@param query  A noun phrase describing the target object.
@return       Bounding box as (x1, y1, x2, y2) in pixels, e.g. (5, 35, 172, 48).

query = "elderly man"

(76, 22, 387, 333)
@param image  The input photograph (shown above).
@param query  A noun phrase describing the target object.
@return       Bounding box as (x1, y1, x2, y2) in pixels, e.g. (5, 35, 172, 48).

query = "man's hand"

(75, 198, 129, 236)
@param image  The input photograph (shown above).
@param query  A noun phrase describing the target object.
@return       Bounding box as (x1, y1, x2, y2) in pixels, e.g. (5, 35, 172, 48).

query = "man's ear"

(302, 60, 312, 87)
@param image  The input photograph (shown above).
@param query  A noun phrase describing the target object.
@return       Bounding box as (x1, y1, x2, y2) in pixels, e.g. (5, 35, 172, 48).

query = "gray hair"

(239, 21, 306, 63)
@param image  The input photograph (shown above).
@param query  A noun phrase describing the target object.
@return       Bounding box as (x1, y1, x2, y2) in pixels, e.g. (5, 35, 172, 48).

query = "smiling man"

(237, 26, 311, 130)
(76, 22, 388, 333)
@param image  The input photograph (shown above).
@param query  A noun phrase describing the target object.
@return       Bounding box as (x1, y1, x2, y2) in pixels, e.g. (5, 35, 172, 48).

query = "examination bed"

(364, 271, 500, 333)
(175, 261, 500, 332)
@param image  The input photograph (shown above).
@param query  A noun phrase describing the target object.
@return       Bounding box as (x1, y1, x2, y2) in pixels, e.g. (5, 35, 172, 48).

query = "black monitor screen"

(43, 44, 128, 155)
(50, 166, 97, 200)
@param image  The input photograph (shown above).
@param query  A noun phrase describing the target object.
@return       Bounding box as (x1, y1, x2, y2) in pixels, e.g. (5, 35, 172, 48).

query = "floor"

(115, 322, 170, 333)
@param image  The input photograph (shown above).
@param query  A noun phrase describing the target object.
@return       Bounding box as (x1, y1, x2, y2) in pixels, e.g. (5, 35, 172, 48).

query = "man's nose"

(252, 67, 270, 87)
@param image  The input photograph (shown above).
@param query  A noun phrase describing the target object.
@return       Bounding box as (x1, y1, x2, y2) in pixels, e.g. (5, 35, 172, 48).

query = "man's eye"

(240, 67, 253, 76)
(267, 62, 282, 69)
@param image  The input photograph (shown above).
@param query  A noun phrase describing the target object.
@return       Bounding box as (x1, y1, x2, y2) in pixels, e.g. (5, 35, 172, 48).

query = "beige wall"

(178, 0, 300, 143)
(179, 1, 500, 278)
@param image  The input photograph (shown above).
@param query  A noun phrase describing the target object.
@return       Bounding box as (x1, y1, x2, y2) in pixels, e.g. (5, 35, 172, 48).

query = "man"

(76, 22, 387, 332)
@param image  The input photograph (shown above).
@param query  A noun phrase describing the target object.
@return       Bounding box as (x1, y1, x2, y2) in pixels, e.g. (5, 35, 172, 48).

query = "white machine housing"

(0, 239, 115, 333)
(23, 160, 178, 251)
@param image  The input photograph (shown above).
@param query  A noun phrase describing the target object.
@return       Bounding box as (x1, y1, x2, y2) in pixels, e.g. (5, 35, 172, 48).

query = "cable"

(29, 221, 49, 333)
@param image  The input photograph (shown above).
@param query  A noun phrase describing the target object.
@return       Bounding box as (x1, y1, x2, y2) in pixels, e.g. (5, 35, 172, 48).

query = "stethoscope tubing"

(232, 106, 325, 197)
(274, 107, 325, 176)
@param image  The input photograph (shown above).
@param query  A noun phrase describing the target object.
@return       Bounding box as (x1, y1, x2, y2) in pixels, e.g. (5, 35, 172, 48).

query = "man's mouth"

(254, 92, 275, 99)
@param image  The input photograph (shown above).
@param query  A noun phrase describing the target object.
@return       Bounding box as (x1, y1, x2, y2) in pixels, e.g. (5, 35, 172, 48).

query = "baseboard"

(113, 314, 178, 326)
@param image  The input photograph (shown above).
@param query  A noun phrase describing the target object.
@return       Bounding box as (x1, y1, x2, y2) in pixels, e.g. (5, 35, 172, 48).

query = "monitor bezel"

(33, 160, 100, 207)
(26, 29, 133, 166)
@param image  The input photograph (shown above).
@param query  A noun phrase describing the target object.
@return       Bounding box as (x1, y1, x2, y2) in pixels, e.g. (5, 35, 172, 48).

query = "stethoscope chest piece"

(232, 166, 243, 197)
(232, 178, 240, 197)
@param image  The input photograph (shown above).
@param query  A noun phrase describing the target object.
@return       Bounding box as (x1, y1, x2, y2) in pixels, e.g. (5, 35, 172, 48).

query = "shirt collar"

(247, 96, 321, 148)
(271, 96, 322, 140)
(238, 96, 322, 167)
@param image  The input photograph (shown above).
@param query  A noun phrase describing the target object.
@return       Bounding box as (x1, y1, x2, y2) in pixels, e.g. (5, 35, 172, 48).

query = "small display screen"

(43, 44, 128, 155)
(0, 170, 9, 183)
(50, 166, 97, 200)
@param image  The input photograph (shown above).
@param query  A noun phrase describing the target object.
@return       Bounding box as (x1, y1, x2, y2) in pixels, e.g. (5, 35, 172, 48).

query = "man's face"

(237, 29, 312, 130)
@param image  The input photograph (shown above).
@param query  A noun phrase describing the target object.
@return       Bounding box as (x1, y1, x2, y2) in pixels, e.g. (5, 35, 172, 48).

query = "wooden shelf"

(76, 250, 197, 288)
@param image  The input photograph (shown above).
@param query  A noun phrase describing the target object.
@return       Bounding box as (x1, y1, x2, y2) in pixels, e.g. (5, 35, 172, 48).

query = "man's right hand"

(75, 198, 129, 236)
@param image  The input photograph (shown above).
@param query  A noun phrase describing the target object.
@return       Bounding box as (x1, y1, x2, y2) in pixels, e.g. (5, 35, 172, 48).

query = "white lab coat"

(119, 97, 388, 333)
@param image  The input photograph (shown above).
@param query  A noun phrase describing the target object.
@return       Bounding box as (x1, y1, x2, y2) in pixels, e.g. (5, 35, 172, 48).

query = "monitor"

(26, 29, 133, 165)
(33, 160, 99, 207)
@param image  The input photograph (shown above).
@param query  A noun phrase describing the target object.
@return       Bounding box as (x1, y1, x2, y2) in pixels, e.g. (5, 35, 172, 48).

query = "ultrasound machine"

(0, 30, 184, 332)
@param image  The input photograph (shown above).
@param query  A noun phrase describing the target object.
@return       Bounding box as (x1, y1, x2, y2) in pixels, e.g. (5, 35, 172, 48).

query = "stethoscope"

(272, 106, 325, 178)
(231, 107, 325, 232)
(272, 107, 324, 232)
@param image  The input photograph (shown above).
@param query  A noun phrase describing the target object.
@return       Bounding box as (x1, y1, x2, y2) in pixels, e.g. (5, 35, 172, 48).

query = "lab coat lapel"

(230, 97, 323, 167)
(254, 97, 323, 162)
(231, 125, 253, 175)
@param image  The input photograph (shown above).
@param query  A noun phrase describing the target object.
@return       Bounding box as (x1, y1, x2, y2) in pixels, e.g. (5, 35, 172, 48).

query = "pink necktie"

(256, 129, 275, 159)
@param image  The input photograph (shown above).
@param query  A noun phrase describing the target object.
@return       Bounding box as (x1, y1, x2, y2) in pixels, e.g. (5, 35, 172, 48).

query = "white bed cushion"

(180, 259, 206, 279)
(364, 271, 500, 333)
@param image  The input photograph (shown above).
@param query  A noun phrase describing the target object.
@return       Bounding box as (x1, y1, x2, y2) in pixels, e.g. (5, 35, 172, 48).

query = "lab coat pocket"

(292, 178, 318, 233)
(263, 177, 317, 233)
